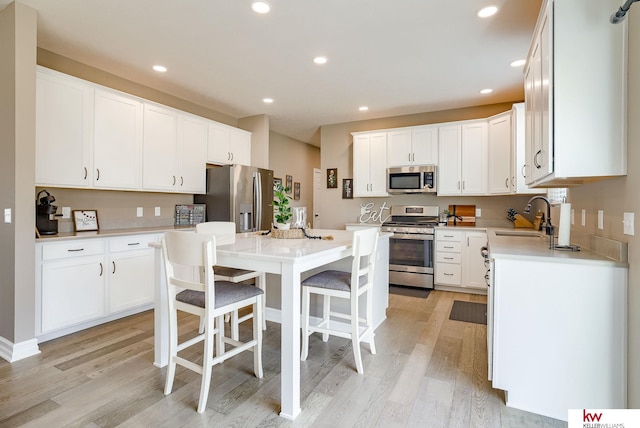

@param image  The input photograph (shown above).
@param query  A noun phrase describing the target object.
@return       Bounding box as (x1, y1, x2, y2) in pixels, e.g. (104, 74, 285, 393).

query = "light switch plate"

(4, 208, 10, 224)
(623, 212, 634, 236)
(570, 209, 575, 225)
(581, 209, 586, 226)
(62, 207, 71, 219)
(137, 207, 143, 217)
(475, 208, 481, 217)
(598, 210, 604, 230)
(155, 207, 161, 217)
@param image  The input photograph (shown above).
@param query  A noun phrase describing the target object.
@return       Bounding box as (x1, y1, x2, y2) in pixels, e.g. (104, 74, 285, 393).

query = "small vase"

(275, 222, 290, 230)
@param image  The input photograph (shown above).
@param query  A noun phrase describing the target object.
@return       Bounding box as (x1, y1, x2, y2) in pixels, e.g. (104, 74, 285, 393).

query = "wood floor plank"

(0, 291, 568, 427)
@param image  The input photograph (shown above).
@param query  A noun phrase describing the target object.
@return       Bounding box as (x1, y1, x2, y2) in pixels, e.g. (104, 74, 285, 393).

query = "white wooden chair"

(300, 227, 378, 374)
(162, 230, 263, 413)
(195, 221, 267, 339)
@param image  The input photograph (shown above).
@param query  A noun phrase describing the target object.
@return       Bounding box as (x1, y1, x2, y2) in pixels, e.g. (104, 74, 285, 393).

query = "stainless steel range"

(381, 205, 439, 289)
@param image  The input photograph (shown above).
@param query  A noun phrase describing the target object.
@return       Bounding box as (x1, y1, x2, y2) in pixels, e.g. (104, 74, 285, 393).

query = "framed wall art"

(286, 175, 293, 192)
(327, 168, 338, 188)
(274, 177, 282, 192)
(294, 182, 300, 200)
(342, 178, 353, 199)
(73, 210, 99, 231)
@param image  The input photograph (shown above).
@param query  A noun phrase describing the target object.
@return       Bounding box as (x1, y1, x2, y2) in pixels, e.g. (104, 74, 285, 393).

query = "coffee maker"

(36, 189, 58, 235)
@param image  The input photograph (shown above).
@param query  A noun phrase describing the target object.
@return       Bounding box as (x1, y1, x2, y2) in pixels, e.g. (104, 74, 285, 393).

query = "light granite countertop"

(35, 225, 195, 242)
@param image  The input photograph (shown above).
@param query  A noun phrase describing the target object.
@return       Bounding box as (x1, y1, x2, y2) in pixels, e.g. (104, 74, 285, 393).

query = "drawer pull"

(443, 245, 454, 249)
(444, 273, 454, 276)
(443, 235, 454, 238)
(127, 242, 141, 246)
(444, 257, 454, 260)
(67, 248, 85, 252)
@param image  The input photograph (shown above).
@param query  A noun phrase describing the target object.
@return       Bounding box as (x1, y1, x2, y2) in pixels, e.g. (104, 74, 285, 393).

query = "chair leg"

(231, 310, 240, 341)
(351, 308, 364, 375)
(198, 315, 205, 334)
(257, 273, 267, 330)
(215, 315, 225, 357)
(322, 294, 330, 342)
(253, 296, 264, 378)
(164, 309, 178, 395)
(300, 287, 310, 361)
(197, 314, 215, 413)
(366, 287, 376, 355)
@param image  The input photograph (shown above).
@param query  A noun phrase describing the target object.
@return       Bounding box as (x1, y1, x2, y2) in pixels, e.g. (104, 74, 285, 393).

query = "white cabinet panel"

(435, 229, 486, 291)
(41, 255, 106, 333)
(35, 68, 93, 187)
(461, 122, 487, 195)
(352, 132, 388, 197)
(142, 103, 178, 191)
(462, 231, 487, 290)
(387, 126, 438, 167)
(93, 88, 143, 190)
(207, 122, 251, 166)
(437, 125, 462, 195)
(177, 114, 207, 193)
(488, 112, 512, 194)
(109, 248, 155, 313)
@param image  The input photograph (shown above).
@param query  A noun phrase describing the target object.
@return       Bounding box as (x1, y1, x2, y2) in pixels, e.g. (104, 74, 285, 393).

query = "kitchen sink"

(494, 230, 544, 238)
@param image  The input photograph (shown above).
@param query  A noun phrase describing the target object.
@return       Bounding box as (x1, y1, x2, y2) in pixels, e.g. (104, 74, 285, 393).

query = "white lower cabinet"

(37, 234, 158, 339)
(435, 229, 487, 291)
(107, 235, 157, 313)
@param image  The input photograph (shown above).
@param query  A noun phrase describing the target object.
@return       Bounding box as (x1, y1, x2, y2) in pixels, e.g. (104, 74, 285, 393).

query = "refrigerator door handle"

(254, 172, 262, 231)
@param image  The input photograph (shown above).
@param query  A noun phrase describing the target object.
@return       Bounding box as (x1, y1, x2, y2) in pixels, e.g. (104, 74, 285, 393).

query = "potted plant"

(273, 182, 292, 229)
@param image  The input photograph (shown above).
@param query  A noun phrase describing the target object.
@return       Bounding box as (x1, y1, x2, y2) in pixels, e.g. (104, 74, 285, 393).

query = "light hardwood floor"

(0, 290, 567, 427)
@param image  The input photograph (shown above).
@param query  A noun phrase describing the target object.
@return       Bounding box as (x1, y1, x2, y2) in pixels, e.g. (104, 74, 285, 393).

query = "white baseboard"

(0, 336, 40, 362)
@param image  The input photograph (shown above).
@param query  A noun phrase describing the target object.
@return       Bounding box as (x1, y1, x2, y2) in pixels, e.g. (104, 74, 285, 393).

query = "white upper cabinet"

(93, 88, 143, 190)
(352, 132, 388, 197)
(36, 68, 94, 187)
(524, 0, 627, 187)
(207, 122, 251, 166)
(387, 125, 438, 167)
(511, 103, 539, 194)
(488, 111, 512, 194)
(142, 103, 206, 193)
(438, 121, 487, 196)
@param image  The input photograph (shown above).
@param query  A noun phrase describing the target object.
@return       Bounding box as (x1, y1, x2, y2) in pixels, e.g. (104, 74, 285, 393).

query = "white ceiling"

(2, 0, 543, 145)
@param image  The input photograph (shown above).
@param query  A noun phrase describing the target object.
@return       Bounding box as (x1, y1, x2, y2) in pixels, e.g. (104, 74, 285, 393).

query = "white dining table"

(151, 229, 356, 420)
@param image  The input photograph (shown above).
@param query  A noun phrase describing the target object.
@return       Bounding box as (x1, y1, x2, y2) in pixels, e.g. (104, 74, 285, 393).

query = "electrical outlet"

(4, 208, 10, 224)
(62, 206, 71, 219)
(155, 207, 161, 217)
(137, 207, 143, 217)
(623, 212, 634, 236)
(598, 210, 604, 230)
(475, 208, 481, 217)
(571, 209, 575, 225)
(581, 209, 586, 227)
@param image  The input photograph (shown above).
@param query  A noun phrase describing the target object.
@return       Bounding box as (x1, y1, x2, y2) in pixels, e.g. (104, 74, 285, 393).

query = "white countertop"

(35, 225, 195, 242)
(487, 227, 627, 267)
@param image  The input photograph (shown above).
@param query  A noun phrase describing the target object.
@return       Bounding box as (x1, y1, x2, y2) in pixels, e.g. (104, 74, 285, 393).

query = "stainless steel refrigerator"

(194, 165, 274, 232)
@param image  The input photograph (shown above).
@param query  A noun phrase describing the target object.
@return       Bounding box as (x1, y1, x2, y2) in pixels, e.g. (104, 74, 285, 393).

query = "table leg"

(153, 245, 168, 368)
(279, 264, 302, 420)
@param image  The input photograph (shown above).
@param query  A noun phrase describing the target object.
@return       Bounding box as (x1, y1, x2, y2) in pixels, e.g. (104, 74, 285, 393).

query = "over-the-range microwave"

(387, 165, 437, 194)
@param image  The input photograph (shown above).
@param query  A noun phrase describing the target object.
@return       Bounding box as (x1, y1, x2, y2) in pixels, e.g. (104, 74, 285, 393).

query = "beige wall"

(568, 15, 639, 407)
(269, 131, 320, 222)
(318, 102, 537, 229)
(0, 2, 37, 343)
(239, 115, 270, 170)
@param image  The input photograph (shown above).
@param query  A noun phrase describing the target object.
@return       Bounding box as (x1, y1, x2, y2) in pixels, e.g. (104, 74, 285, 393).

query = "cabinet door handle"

(99, 262, 103, 276)
(127, 242, 140, 246)
(83, 167, 88, 180)
(112, 261, 116, 274)
(534, 150, 542, 169)
(457, 181, 461, 190)
(67, 248, 85, 252)
(521, 164, 527, 177)
(409, 153, 411, 162)
(96, 168, 100, 181)
(172, 175, 176, 185)
(467, 237, 470, 246)
(505, 178, 509, 188)
(462, 180, 465, 190)
(180, 176, 184, 186)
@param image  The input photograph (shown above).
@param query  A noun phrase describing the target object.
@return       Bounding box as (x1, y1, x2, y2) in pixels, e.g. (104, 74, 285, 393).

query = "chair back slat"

(350, 228, 379, 295)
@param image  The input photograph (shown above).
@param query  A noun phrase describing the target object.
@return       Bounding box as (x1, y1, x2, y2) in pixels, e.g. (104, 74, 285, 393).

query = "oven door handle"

(391, 233, 434, 240)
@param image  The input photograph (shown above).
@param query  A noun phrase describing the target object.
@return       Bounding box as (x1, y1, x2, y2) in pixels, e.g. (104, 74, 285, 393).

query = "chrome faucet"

(524, 195, 555, 247)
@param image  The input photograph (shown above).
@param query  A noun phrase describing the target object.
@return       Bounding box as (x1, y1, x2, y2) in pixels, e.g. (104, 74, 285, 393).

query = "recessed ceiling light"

(252, 1, 271, 14)
(477, 6, 498, 18)
(152, 65, 167, 73)
(313, 56, 328, 65)
(263, 98, 274, 104)
(480, 88, 493, 94)
(510, 59, 526, 67)
(359, 106, 369, 112)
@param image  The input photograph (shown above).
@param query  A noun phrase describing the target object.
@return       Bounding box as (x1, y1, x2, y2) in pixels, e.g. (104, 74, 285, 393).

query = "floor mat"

(389, 284, 431, 299)
(449, 300, 487, 325)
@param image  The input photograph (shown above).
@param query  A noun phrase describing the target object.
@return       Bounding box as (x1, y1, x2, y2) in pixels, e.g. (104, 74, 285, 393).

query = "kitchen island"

(486, 228, 628, 421)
